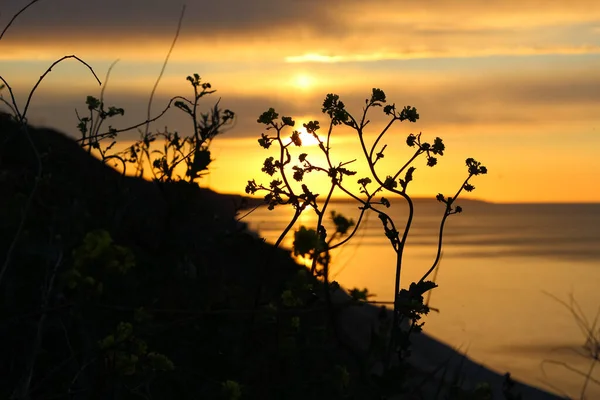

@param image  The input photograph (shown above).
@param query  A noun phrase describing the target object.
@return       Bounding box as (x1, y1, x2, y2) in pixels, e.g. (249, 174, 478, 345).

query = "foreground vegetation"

(0, 92, 517, 399)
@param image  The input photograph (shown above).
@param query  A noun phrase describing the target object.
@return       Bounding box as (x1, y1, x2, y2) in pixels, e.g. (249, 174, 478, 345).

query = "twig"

(145, 4, 185, 134)
(0, 0, 43, 42)
(22, 55, 101, 119)
(75, 96, 187, 144)
(139, 5, 186, 179)
(0, 77, 21, 116)
(236, 201, 265, 222)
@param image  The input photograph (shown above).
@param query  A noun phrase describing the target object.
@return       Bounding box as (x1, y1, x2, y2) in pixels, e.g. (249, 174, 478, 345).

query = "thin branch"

(368, 117, 396, 162)
(145, 4, 185, 132)
(419, 212, 450, 284)
(309, 181, 336, 275)
(23, 55, 101, 118)
(140, 4, 186, 180)
(419, 174, 472, 284)
(581, 359, 598, 399)
(100, 59, 120, 107)
(89, 59, 120, 147)
(0, 94, 18, 116)
(329, 206, 367, 251)
(75, 96, 187, 144)
(391, 149, 422, 182)
(102, 154, 128, 176)
(541, 359, 600, 386)
(0, 0, 43, 42)
(0, 77, 21, 117)
(236, 201, 265, 222)
(425, 256, 441, 307)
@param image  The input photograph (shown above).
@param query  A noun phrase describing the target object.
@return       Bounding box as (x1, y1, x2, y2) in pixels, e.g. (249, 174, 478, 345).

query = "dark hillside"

(0, 113, 353, 399)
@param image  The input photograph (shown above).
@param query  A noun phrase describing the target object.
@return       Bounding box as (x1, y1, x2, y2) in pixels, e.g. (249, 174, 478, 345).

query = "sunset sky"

(2, 0, 600, 202)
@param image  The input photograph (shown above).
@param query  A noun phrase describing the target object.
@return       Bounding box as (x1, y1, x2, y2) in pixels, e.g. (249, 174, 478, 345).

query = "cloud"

(11, 63, 600, 144)
(1, 0, 332, 39)
(4, 0, 600, 38)
(285, 46, 600, 63)
(2, 0, 600, 62)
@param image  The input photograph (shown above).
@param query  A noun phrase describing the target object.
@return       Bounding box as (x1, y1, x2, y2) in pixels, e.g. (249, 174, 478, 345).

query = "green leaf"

(221, 380, 242, 400)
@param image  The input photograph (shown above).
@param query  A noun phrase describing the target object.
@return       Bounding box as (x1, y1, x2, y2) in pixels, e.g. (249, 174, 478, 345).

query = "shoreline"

(329, 287, 566, 399)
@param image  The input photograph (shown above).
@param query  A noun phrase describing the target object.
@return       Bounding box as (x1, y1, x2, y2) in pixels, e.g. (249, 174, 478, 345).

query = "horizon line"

(218, 191, 600, 206)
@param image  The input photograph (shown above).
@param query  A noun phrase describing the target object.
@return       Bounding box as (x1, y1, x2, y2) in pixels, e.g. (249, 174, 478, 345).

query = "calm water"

(240, 199, 600, 398)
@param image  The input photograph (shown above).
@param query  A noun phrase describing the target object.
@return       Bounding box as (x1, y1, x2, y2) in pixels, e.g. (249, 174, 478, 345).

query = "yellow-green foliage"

(221, 380, 242, 400)
(281, 289, 302, 307)
(98, 322, 174, 377)
(63, 229, 135, 294)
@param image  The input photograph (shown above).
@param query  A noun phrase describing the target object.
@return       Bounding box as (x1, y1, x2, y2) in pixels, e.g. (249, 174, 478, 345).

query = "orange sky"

(1, 0, 600, 202)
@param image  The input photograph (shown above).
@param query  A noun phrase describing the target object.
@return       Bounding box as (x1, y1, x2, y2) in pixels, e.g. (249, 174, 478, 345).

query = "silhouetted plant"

(541, 292, 600, 399)
(247, 88, 487, 395)
(73, 73, 234, 183)
(142, 74, 235, 183)
(76, 93, 124, 157)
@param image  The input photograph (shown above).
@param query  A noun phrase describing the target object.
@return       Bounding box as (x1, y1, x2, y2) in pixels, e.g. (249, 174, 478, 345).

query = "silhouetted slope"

(1, 113, 322, 399)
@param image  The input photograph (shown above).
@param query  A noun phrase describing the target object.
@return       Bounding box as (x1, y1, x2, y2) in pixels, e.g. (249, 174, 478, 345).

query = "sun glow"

(291, 74, 315, 91)
(287, 120, 326, 147)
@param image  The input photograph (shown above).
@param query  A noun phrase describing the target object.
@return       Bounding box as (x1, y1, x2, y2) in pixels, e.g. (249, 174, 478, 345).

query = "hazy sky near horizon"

(2, 0, 600, 202)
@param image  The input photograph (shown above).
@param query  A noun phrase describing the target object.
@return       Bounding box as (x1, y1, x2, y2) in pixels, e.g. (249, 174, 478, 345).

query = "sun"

(290, 120, 325, 147)
(297, 129, 322, 147)
(291, 74, 315, 91)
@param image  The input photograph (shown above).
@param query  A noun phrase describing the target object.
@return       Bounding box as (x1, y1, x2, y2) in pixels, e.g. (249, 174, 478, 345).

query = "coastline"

(329, 287, 566, 399)
(234, 196, 567, 398)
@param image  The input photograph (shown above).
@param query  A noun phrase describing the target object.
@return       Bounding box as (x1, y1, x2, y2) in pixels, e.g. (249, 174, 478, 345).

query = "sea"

(239, 199, 600, 399)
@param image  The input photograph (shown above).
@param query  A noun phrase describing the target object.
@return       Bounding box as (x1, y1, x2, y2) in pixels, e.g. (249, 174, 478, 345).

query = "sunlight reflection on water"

(240, 200, 600, 398)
